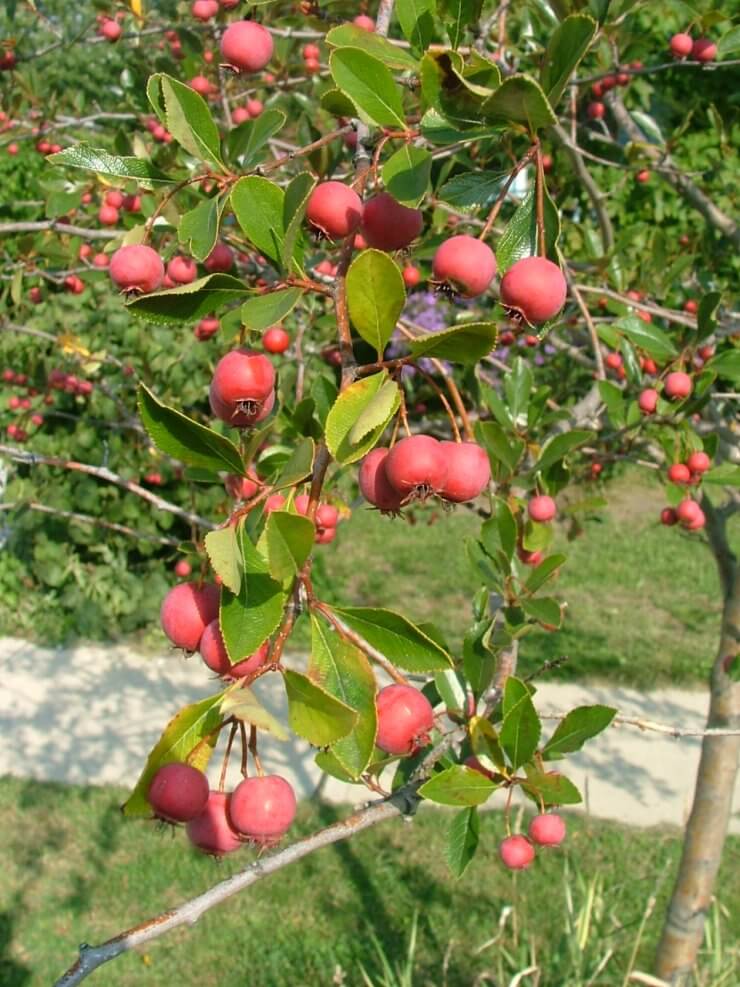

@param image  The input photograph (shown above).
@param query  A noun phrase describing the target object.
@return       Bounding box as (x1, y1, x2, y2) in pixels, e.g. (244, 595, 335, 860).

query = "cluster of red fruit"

(232, 97, 264, 124)
(669, 33, 717, 62)
(359, 435, 491, 512)
(586, 63, 639, 121)
(661, 451, 711, 531)
(301, 42, 321, 76)
(34, 136, 63, 156)
(96, 13, 123, 43)
(498, 814, 567, 869)
(191, 0, 240, 22)
(78, 243, 112, 269)
(97, 187, 140, 228)
(148, 761, 297, 855)
(144, 115, 173, 144)
(2, 365, 94, 441)
(638, 371, 693, 414)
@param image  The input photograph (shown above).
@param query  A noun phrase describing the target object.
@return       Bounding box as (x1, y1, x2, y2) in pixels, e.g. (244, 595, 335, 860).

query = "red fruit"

(683, 507, 706, 531)
(263, 326, 290, 354)
(683, 299, 698, 314)
(315, 525, 337, 544)
(605, 352, 622, 370)
(160, 581, 220, 652)
(591, 462, 603, 477)
(232, 106, 250, 125)
(246, 98, 263, 118)
(229, 775, 297, 843)
(626, 290, 643, 302)
(591, 82, 603, 98)
(384, 435, 448, 498)
(148, 763, 209, 823)
(186, 791, 243, 855)
(464, 755, 495, 780)
(190, 75, 212, 97)
(221, 20, 274, 74)
(499, 257, 567, 325)
(499, 835, 535, 870)
(167, 255, 198, 284)
(528, 494, 556, 523)
(174, 559, 192, 579)
(661, 507, 678, 526)
(676, 499, 702, 527)
(78, 244, 92, 261)
(65, 275, 84, 294)
(264, 493, 286, 515)
(199, 620, 270, 678)
(110, 245, 164, 294)
(643, 358, 657, 375)
(586, 101, 605, 120)
(359, 448, 405, 513)
(517, 546, 543, 567)
(432, 235, 496, 298)
(316, 503, 339, 528)
(353, 15, 375, 31)
(93, 252, 110, 268)
(437, 441, 491, 503)
(204, 242, 234, 273)
(225, 471, 259, 500)
(637, 310, 652, 323)
(616, 72, 630, 86)
(528, 813, 566, 847)
(670, 33, 693, 58)
(541, 153, 553, 173)
(28, 286, 43, 304)
(638, 388, 659, 414)
(302, 44, 320, 60)
(635, 169, 650, 184)
(195, 316, 220, 341)
(304, 57, 321, 75)
(692, 38, 717, 63)
(664, 372, 692, 401)
(105, 189, 124, 209)
(294, 493, 311, 516)
(668, 463, 691, 485)
(307, 181, 362, 239)
(601, 74, 617, 91)
(361, 193, 423, 251)
(192, 0, 219, 20)
(698, 346, 713, 361)
(687, 451, 710, 474)
(375, 684, 435, 755)
(209, 348, 275, 427)
(402, 265, 421, 288)
(100, 19, 122, 42)
(221, 0, 240, 8)
(98, 203, 119, 226)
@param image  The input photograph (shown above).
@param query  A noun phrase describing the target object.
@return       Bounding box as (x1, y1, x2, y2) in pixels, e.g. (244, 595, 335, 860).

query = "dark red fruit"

(148, 762, 209, 823)
(437, 441, 491, 503)
(376, 684, 435, 755)
(204, 242, 234, 273)
(229, 775, 297, 843)
(692, 38, 716, 62)
(160, 581, 220, 652)
(432, 235, 496, 298)
(360, 193, 423, 251)
(660, 507, 678, 526)
(358, 448, 405, 513)
(186, 791, 243, 855)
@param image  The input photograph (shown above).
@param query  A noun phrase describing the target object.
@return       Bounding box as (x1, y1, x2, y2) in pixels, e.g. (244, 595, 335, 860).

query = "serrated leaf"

(381, 146, 432, 207)
(330, 47, 406, 128)
(138, 384, 244, 474)
(178, 195, 225, 262)
(226, 108, 286, 168)
(347, 250, 406, 353)
(147, 73, 224, 171)
(543, 705, 617, 760)
(241, 287, 303, 333)
(536, 430, 593, 473)
(271, 437, 315, 489)
(522, 765, 582, 806)
(326, 372, 400, 465)
(446, 807, 480, 877)
(438, 171, 507, 211)
(283, 669, 358, 747)
(348, 378, 402, 445)
(231, 175, 287, 272)
(500, 677, 541, 770)
(220, 684, 288, 740)
(438, 0, 484, 50)
(126, 274, 247, 325)
(331, 606, 452, 672)
(702, 463, 740, 487)
(481, 74, 557, 131)
(122, 693, 224, 817)
(540, 15, 597, 109)
(408, 322, 498, 364)
(419, 765, 496, 806)
(325, 24, 418, 70)
(204, 525, 242, 595)
(49, 143, 170, 187)
(521, 596, 562, 627)
(396, 0, 435, 54)
(265, 510, 315, 582)
(282, 171, 314, 273)
(613, 315, 678, 361)
(524, 553, 566, 594)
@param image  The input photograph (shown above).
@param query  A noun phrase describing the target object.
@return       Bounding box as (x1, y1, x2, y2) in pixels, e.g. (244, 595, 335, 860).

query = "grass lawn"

(1, 777, 737, 987)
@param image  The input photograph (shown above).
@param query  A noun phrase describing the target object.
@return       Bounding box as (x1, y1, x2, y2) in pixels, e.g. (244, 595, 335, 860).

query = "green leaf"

(717, 25, 740, 57)
(325, 372, 401, 465)
(49, 143, 170, 187)
(702, 463, 740, 487)
(408, 322, 499, 364)
(347, 250, 406, 353)
(271, 437, 315, 490)
(496, 187, 560, 273)
(446, 807, 480, 878)
(122, 693, 225, 817)
(310, 617, 378, 778)
(330, 48, 406, 128)
(438, 171, 507, 211)
(420, 107, 500, 145)
(613, 315, 678, 361)
(325, 24, 418, 70)
(231, 176, 286, 271)
(381, 146, 432, 207)
(438, 0, 484, 49)
(704, 349, 740, 385)
(521, 765, 582, 806)
(540, 15, 597, 109)
(521, 596, 562, 627)
(137, 384, 244, 474)
(178, 195, 225, 262)
(500, 677, 541, 770)
(524, 553, 566, 594)
(220, 684, 289, 741)
(536, 430, 593, 473)
(419, 765, 496, 806)
(497, 500, 517, 561)
(204, 526, 242, 596)
(126, 274, 247, 325)
(226, 108, 286, 168)
(265, 510, 315, 582)
(348, 378, 402, 446)
(475, 421, 525, 475)
(240, 287, 303, 333)
(282, 171, 314, 273)
(420, 50, 499, 130)
(147, 73, 224, 171)
(543, 704, 617, 760)
(696, 291, 721, 341)
(396, 0, 435, 54)
(331, 606, 453, 672)
(283, 669, 358, 747)
(481, 74, 557, 132)
(598, 379, 625, 425)
(220, 524, 286, 661)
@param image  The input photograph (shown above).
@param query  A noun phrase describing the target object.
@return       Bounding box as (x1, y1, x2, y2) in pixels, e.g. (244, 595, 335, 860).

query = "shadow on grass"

(0, 906, 31, 987)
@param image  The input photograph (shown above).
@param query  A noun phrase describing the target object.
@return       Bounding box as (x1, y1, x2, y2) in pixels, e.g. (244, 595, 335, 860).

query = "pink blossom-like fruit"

(306, 181, 362, 240)
(229, 775, 297, 842)
(664, 372, 692, 401)
(384, 435, 448, 498)
(528, 813, 566, 846)
(160, 581, 220, 652)
(499, 257, 567, 324)
(195, 316, 220, 341)
(376, 684, 435, 755)
(98, 203, 119, 226)
(263, 326, 290, 353)
(638, 388, 659, 414)
(199, 620, 270, 678)
(692, 38, 717, 63)
(402, 265, 421, 288)
(109, 245, 164, 294)
(204, 241, 234, 273)
(359, 447, 405, 512)
(221, 20, 274, 74)
(668, 463, 691, 485)
(167, 255, 198, 284)
(670, 33, 693, 58)
(174, 559, 192, 579)
(687, 451, 710, 474)
(209, 348, 275, 427)
(360, 193, 423, 251)
(499, 834, 535, 870)
(587, 101, 605, 120)
(676, 499, 702, 527)
(528, 494, 556, 523)
(148, 762, 209, 822)
(186, 791, 243, 855)
(353, 14, 375, 31)
(437, 441, 491, 503)
(432, 235, 497, 298)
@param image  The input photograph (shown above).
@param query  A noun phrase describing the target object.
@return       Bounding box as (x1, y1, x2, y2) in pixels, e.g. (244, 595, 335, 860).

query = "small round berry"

(221, 21, 274, 74)
(376, 684, 435, 755)
(229, 775, 297, 843)
(306, 181, 362, 239)
(528, 495, 556, 523)
(500, 257, 567, 325)
(186, 791, 243, 855)
(686, 451, 710, 474)
(432, 235, 497, 298)
(499, 835, 535, 870)
(110, 245, 164, 294)
(664, 372, 692, 401)
(148, 762, 209, 823)
(528, 813, 566, 847)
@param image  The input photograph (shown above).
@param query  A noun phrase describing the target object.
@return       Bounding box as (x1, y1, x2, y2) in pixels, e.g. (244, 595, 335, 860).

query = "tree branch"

(0, 220, 120, 240)
(550, 123, 614, 253)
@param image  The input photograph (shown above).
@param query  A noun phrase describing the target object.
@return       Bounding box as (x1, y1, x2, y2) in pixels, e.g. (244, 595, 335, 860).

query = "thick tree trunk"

(654, 499, 740, 984)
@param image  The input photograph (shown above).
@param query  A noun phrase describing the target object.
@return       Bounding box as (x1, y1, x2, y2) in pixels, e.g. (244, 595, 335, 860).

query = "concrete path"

(1, 636, 738, 832)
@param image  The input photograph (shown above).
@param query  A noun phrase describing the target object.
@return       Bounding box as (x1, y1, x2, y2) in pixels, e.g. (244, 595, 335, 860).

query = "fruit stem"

(478, 145, 538, 242)
(218, 721, 239, 792)
(534, 140, 547, 257)
(313, 602, 411, 686)
(248, 725, 264, 777)
(413, 365, 461, 441)
(239, 721, 249, 777)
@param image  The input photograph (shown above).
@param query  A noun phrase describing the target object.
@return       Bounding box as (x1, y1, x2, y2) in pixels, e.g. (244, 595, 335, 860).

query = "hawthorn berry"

(186, 791, 243, 855)
(499, 257, 567, 325)
(664, 372, 692, 401)
(306, 181, 362, 239)
(225, 471, 260, 500)
(194, 316, 220, 341)
(384, 435, 448, 500)
(528, 494, 557, 523)
(683, 299, 698, 314)
(148, 762, 209, 823)
(192, 0, 219, 20)
(670, 33, 693, 58)
(660, 507, 678, 526)
(209, 348, 276, 427)
(499, 835, 535, 870)
(353, 14, 375, 31)
(263, 326, 290, 354)
(229, 775, 297, 843)
(167, 255, 198, 284)
(98, 203, 119, 226)
(109, 245, 164, 294)
(432, 235, 497, 298)
(204, 242, 234, 273)
(358, 447, 405, 513)
(199, 620, 270, 678)
(676, 499, 703, 528)
(174, 559, 192, 579)
(687, 451, 710, 474)
(375, 684, 435, 755)
(160, 581, 220, 652)
(360, 193, 423, 251)
(221, 21, 274, 74)
(190, 75, 212, 97)
(528, 813, 566, 847)
(437, 441, 491, 503)
(587, 101, 605, 120)
(100, 19, 122, 42)
(638, 389, 658, 414)
(668, 463, 691, 485)
(402, 265, 421, 288)
(692, 38, 717, 63)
